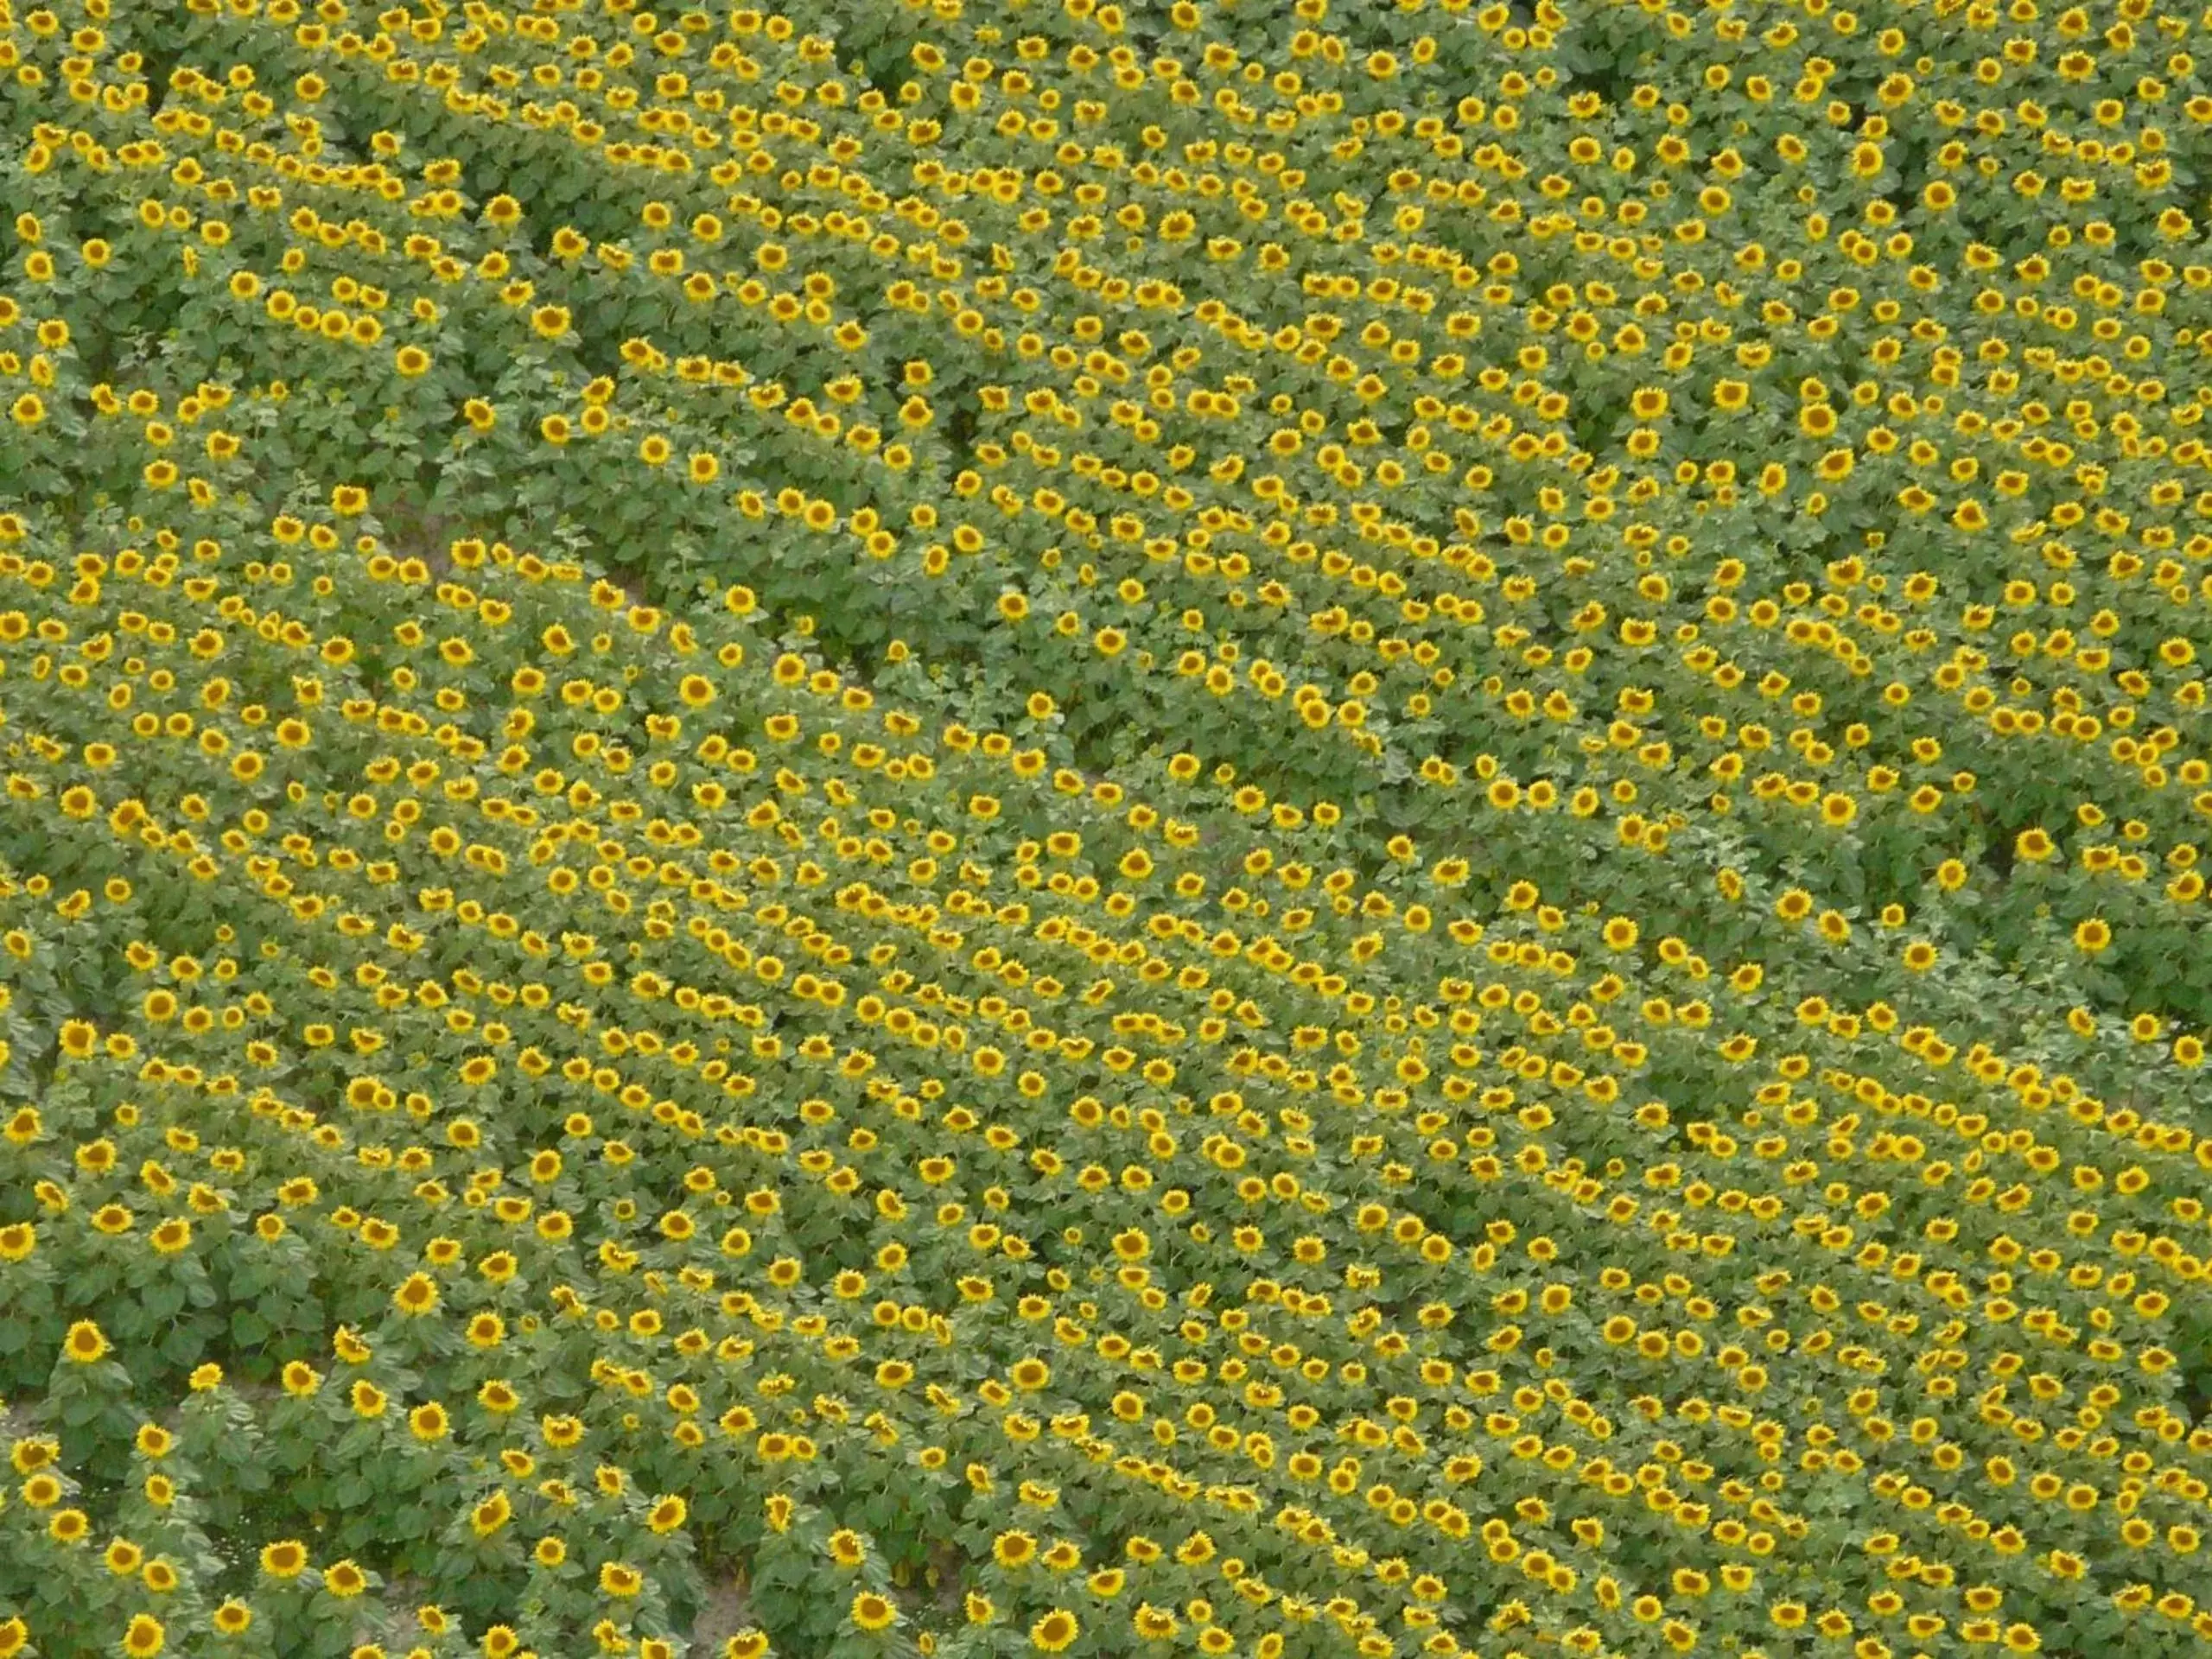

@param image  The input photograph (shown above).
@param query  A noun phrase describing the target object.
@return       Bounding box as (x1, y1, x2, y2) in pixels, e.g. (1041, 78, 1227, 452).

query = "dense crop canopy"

(0, 0, 2210, 1656)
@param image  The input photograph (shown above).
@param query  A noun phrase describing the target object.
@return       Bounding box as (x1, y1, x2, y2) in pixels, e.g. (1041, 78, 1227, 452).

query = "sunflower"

(470, 1491, 512, 1538)
(147, 1217, 191, 1255)
(1031, 1610, 1080, 1652)
(1133, 1604, 1181, 1640)
(211, 1602, 252, 1636)
(46, 1508, 88, 1543)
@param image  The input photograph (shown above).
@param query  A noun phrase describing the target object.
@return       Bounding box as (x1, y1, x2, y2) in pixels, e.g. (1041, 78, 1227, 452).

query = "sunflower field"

(2, 0, 2211, 1653)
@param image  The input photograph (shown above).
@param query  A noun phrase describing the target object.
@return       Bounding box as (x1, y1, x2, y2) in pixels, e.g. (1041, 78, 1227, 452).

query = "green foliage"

(0, 0, 2210, 1655)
